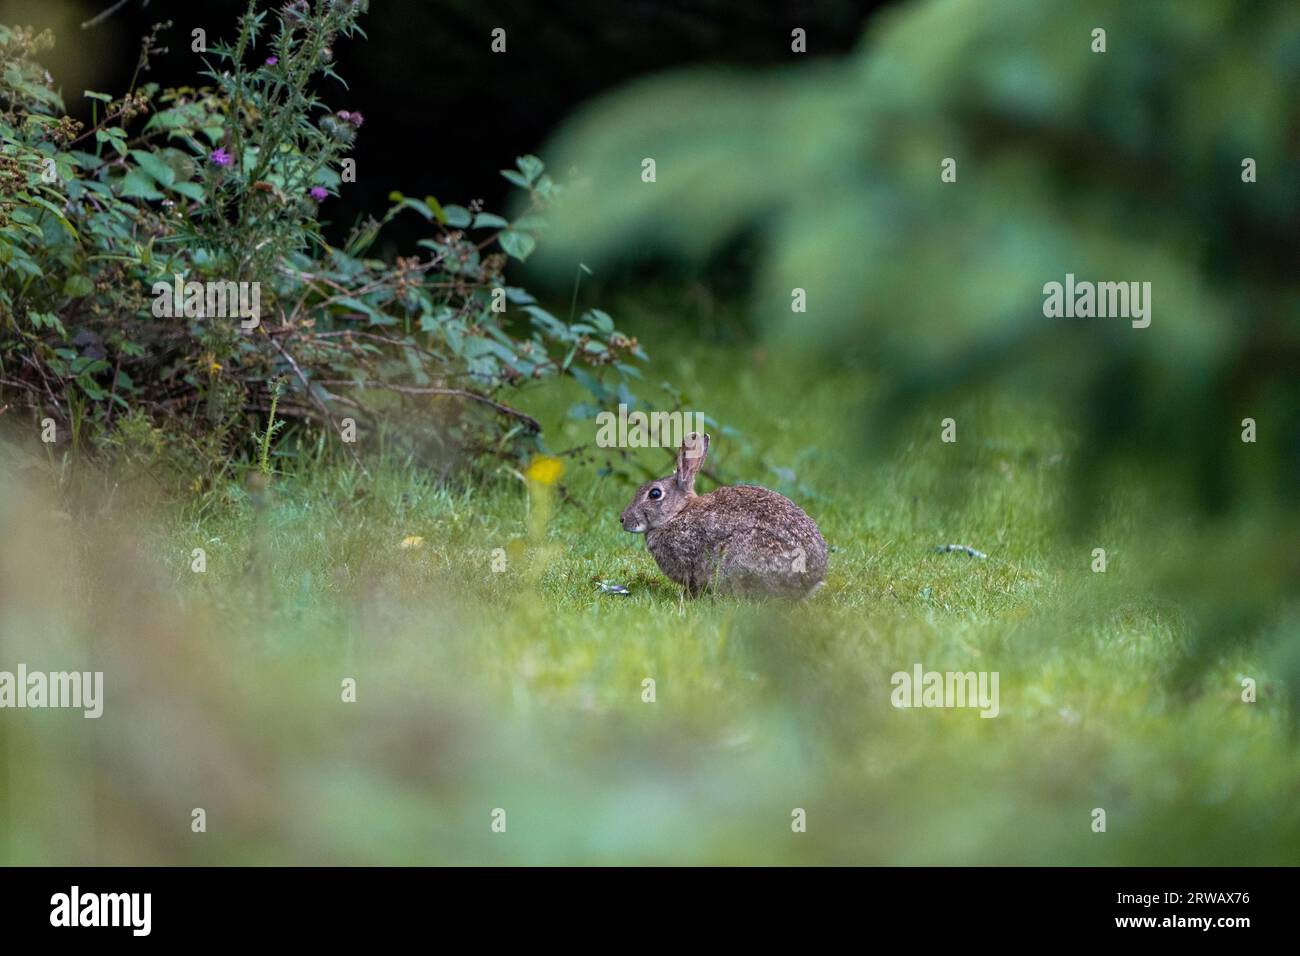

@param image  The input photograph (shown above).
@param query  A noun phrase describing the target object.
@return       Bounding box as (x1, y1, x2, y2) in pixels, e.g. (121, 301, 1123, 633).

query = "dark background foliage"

(33, 0, 881, 254)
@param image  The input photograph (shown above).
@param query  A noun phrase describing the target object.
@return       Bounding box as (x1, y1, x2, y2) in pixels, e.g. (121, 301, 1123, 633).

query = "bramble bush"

(0, 1, 649, 489)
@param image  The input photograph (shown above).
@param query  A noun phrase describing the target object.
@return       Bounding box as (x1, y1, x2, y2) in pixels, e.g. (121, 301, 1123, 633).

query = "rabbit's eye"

(648, 487, 663, 500)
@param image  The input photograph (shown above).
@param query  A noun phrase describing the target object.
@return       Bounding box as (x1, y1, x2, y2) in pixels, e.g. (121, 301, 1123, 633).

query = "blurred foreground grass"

(1, 340, 1297, 865)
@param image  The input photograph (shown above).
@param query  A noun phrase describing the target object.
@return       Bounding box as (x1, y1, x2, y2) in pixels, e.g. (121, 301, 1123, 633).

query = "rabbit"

(619, 432, 827, 598)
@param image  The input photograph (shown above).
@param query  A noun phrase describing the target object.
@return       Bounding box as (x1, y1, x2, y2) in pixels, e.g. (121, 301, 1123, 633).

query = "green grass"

(1, 341, 1296, 866)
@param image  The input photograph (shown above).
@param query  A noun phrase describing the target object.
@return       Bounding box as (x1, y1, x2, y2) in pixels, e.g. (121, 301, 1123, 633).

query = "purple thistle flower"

(210, 148, 232, 167)
(310, 186, 329, 201)
(265, 56, 279, 66)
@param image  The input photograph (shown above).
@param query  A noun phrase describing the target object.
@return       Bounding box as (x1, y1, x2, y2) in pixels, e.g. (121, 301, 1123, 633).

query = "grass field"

(2, 328, 1296, 866)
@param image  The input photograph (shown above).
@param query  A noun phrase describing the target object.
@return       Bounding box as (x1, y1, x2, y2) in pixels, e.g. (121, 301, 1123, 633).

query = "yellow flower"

(399, 535, 425, 550)
(525, 455, 564, 486)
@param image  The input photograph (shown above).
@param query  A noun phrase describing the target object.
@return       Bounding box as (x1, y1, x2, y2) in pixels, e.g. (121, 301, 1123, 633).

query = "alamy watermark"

(0, 665, 103, 718)
(1042, 273, 1150, 328)
(595, 403, 705, 456)
(151, 274, 261, 329)
(890, 663, 999, 718)
(50, 886, 150, 936)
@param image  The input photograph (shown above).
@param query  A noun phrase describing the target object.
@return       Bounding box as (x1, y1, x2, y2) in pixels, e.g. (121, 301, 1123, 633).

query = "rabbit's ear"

(675, 432, 710, 492)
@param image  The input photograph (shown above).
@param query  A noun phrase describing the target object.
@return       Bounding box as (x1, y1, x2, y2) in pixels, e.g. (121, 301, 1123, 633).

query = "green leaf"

(587, 309, 615, 333)
(501, 169, 531, 190)
(442, 320, 464, 355)
(28, 311, 66, 336)
(145, 109, 190, 131)
(335, 296, 396, 326)
(568, 367, 610, 400)
(71, 356, 109, 375)
(516, 154, 544, 184)
(95, 128, 127, 157)
(526, 305, 566, 336)
(24, 194, 79, 240)
(170, 181, 206, 201)
(498, 230, 536, 261)
(472, 212, 509, 229)
(394, 197, 434, 221)
(129, 150, 176, 187)
(441, 204, 472, 228)
(119, 170, 165, 200)
(63, 275, 95, 297)
(160, 150, 197, 183)
(83, 90, 113, 102)
(77, 376, 108, 401)
(313, 166, 342, 188)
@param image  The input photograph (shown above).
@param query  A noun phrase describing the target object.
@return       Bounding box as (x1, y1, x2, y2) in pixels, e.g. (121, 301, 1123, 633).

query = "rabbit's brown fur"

(619, 432, 827, 598)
